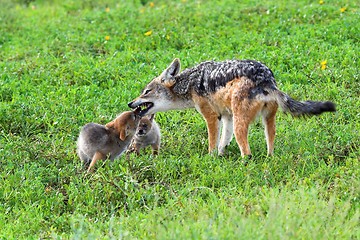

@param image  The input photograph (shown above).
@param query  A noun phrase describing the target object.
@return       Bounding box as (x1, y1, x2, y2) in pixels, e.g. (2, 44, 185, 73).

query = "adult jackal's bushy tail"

(273, 89, 336, 117)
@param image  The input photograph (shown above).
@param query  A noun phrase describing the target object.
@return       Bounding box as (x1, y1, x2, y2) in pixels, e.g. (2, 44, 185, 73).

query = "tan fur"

(129, 73, 277, 157)
(87, 151, 106, 173)
(129, 115, 161, 155)
(129, 58, 335, 157)
(261, 102, 278, 155)
(77, 111, 140, 172)
(193, 77, 277, 156)
(192, 93, 220, 152)
(105, 112, 139, 141)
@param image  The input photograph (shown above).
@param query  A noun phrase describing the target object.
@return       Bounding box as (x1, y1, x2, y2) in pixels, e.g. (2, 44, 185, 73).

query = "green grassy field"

(0, 0, 359, 238)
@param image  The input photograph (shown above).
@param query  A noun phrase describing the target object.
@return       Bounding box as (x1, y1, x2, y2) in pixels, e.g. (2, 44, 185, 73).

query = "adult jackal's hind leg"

(232, 99, 263, 157)
(262, 102, 278, 156)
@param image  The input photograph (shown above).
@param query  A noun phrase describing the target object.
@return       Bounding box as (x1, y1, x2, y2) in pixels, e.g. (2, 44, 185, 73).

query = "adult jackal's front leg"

(195, 99, 220, 153)
(204, 113, 220, 153)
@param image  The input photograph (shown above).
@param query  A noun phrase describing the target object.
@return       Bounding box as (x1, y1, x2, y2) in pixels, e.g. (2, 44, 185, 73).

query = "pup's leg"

(87, 151, 105, 172)
(232, 99, 263, 157)
(262, 102, 278, 156)
(151, 144, 159, 155)
(78, 149, 89, 162)
(133, 144, 141, 155)
(126, 138, 139, 155)
(218, 115, 233, 156)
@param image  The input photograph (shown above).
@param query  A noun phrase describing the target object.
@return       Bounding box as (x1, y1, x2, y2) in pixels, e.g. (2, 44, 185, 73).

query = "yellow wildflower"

(340, 7, 346, 13)
(105, 36, 110, 41)
(105, 7, 110, 12)
(140, 8, 145, 13)
(166, 35, 170, 40)
(319, 0, 324, 4)
(144, 30, 152, 36)
(320, 60, 327, 70)
(149, 2, 155, 7)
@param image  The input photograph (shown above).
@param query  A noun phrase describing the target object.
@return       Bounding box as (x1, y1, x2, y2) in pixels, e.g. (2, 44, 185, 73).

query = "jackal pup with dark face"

(128, 58, 336, 157)
(77, 109, 141, 172)
(129, 114, 161, 155)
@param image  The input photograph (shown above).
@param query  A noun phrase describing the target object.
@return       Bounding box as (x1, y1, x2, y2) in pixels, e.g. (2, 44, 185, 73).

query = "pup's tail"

(270, 88, 336, 117)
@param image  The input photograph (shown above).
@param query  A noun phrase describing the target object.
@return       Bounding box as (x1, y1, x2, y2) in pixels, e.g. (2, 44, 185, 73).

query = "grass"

(0, 0, 359, 239)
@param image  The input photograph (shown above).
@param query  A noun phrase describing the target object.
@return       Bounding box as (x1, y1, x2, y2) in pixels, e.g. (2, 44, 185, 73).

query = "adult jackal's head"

(128, 58, 193, 116)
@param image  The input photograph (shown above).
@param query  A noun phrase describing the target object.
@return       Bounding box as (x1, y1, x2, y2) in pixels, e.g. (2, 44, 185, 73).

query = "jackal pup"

(128, 58, 336, 157)
(129, 114, 161, 155)
(77, 110, 141, 172)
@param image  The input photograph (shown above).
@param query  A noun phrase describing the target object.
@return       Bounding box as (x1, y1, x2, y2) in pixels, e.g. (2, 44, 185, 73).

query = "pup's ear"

(149, 114, 155, 122)
(105, 121, 114, 129)
(160, 58, 181, 85)
(119, 127, 127, 141)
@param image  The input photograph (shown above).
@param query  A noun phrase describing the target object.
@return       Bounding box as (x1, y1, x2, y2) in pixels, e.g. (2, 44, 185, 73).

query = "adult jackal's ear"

(160, 58, 181, 85)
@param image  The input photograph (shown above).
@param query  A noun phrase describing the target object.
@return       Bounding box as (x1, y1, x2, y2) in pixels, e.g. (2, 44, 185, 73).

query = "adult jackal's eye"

(143, 89, 152, 95)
